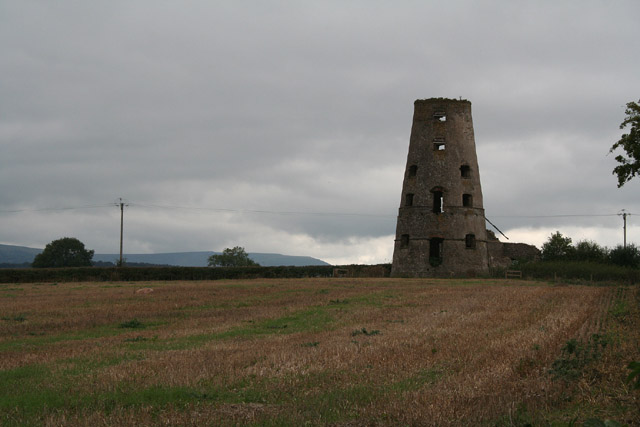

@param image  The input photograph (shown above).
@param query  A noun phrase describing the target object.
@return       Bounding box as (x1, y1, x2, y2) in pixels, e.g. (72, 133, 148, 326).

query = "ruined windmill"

(391, 98, 490, 277)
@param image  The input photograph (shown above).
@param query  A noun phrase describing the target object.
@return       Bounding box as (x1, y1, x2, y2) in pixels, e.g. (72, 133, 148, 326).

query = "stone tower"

(391, 98, 489, 277)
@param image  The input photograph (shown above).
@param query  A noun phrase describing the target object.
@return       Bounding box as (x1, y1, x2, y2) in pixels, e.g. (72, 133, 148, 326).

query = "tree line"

(540, 231, 639, 268)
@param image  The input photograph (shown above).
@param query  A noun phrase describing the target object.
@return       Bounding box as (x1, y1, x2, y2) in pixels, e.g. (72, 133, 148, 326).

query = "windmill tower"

(391, 98, 489, 277)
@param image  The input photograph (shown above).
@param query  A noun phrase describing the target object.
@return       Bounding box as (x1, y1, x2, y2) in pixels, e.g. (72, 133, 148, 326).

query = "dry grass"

(0, 278, 637, 426)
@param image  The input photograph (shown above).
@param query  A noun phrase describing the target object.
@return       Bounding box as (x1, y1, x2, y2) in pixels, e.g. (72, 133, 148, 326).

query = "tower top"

(413, 98, 472, 121)
(414, 97, 471, 105)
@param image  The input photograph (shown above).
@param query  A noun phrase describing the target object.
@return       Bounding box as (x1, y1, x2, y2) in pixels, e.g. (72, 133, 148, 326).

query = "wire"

(0, 200, 632, 220)
(487, 213, 624, 219)
(0, 204, 114, 213)
(129, 202, 396, 218)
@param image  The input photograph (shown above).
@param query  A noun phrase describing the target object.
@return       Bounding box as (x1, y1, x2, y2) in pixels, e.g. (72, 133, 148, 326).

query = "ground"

(0, 278, 638, 426)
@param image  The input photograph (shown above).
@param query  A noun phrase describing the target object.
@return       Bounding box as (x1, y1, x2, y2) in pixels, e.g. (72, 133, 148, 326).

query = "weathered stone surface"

(391, 98, 489, 277)
(488, 240, 541, 269)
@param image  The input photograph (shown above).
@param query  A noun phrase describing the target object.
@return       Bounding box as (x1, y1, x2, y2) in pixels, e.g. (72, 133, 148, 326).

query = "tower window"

(432, 190, 444, 213)
(460, 165, 471, 178)
(465, 234, 476, 249)
(405, 193, 414, 207)
(429, 238, 444, 266)
(433, 112, 446, 122)
(434, 137, 445, 151)
(462, 194, 472, 207)
(408, 165, 417, 177)
(400, 234, 410, 248)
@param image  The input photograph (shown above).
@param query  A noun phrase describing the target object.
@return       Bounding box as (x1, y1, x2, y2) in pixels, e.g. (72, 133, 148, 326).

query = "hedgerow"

(512, 261, 640, 284)
(0, 265, 334, 283)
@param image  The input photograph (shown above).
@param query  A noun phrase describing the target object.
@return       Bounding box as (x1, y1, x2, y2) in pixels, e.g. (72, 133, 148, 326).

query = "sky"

(1, 1, 639, 265)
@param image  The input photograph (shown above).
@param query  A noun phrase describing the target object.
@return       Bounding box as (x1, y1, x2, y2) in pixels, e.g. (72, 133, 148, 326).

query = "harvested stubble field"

(0, 278, 638, 426)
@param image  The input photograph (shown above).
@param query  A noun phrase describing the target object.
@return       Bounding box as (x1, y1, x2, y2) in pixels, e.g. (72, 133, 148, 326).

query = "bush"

(573, 240, 608, 263)
(608, 244, 640, 268)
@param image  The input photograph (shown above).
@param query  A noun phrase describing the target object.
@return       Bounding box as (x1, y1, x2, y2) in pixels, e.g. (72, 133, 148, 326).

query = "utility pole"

(118, 198, 126, 267)
(619, 209, 628, 248)
(623, 211, 627, 249)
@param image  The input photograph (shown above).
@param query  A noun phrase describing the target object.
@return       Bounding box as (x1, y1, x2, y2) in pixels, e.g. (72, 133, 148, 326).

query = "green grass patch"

(549, 334, 611, 381)
(128, 306, 337, 351)
(303, 384, 377, 422)
(1, 314, 27, 322)
(339, 290, 399, 308)
(609, 299, 629, 321)
(119, 319, 145, 329)
(0, 364, 66, 414)
(217, 306, 335, 339)
(101, 385, 212, 408)
(0, 287, 23, 292)
(57, 353, 146, 377)
(388, 367, 443, 392)
(0, 323, 150, 352)
(0, 361, 445, 425)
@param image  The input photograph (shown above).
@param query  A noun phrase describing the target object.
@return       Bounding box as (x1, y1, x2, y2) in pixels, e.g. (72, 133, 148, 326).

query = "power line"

(130, 203, 635, 220)
(0, 201, 633, 220)
(0, 204, 114, 213)
(487, 213, 624, 219)
(129, 202, 397, 218)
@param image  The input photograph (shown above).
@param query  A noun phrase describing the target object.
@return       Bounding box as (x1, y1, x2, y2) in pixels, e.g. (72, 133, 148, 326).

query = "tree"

(573, 240, 608, 263)
(32, 237, 94, 268)
(208, 246, 259, 267)
(541, 231, 575, 261)
(608, 244, 640, 268)
(610, 99, 640, 187)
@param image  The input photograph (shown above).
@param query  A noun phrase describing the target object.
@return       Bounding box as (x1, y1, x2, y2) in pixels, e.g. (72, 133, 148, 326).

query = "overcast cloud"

(1, 1, 639, 264)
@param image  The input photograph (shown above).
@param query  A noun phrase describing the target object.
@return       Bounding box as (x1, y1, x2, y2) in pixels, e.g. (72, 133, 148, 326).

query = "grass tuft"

(351, 327, 380, 337)
(118, 319, 144, 329)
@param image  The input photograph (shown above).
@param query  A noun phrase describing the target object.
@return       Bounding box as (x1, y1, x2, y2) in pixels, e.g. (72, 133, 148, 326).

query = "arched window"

(465, 234, 476, 249)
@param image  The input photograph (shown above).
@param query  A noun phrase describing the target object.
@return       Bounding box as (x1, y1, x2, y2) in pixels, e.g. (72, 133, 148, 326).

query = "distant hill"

(93, 252, 329, 267)
(0, 244, 41, 264)
(0, 244, 330, 267)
